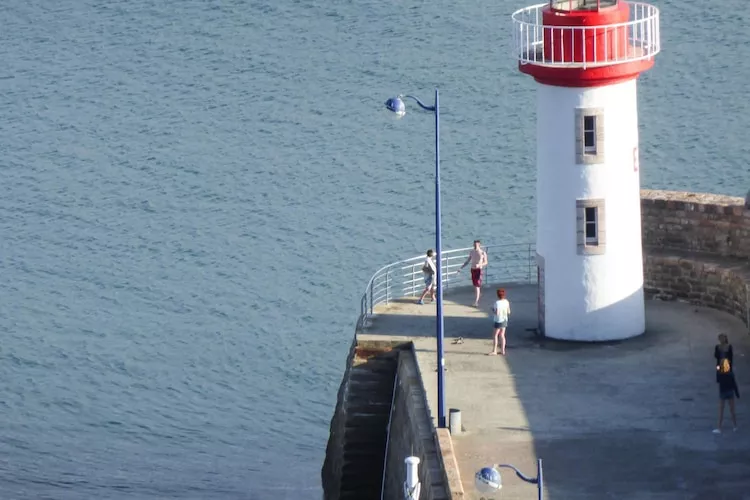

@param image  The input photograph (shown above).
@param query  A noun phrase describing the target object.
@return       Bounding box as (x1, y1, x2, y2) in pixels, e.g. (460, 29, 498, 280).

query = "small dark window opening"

(583, 116, 596, 153)
(585, 207, 598, 243)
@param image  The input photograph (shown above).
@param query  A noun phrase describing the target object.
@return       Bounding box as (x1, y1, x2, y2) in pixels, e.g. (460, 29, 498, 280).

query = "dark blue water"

(1, 0, 748, 498)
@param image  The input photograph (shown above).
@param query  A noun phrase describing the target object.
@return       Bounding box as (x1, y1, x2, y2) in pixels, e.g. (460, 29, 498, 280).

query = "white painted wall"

(536, 79, 645, 341)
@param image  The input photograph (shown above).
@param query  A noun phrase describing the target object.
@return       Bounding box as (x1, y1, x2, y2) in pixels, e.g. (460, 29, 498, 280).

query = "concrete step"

(345, 399, 392, 410)
(343, 427, 387, 440)
(339, 475, 383, 494)
(345, 396, 393, 408)
(350, 361, 397, 374)
(345, 412, 390, 423)
(352, 353, 399, 365)
(342, 433, 387, 447)
(348, 370, 395, 383)
(335, 351, 397, 500)
(346, 395, 394, 405)
(347, 377, 396, 391)
(346, 387, 395, 400)
(342, 458, 385, 475)
(341, 446, 386, 461)
(344, 424, 389, 438)
(339, 489, 381, 500)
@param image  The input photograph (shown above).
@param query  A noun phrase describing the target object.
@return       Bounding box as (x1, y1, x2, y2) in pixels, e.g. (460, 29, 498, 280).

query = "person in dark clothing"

(713, 357, 739, 434)
(714, 333, 733, 373)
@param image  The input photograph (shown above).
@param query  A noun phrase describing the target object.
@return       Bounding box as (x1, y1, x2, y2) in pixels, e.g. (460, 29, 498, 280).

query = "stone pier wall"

(640, 189, 750, 329)
(380, 346, 462, 500)
(641, 190, 750, 256)
(321, 338, 357, 500)
(322, 337, 461, 500)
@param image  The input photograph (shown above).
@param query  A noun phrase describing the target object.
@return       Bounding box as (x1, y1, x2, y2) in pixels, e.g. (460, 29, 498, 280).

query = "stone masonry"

(641, 189, 750, 331)
(641, 189, 750, 257)
(381, 347, 461, 500)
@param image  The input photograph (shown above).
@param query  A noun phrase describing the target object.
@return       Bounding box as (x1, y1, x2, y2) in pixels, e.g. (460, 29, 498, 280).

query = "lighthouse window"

(583, 116, 597, 153)
(585, 207, 598, 242)
(576, 199, 606, 255)
(575, 108, 605, 164)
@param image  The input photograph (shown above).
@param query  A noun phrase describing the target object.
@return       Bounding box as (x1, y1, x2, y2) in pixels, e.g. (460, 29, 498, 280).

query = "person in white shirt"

(457, 240, 488, 307)
(489, 288, 511, 356)
(417, 249, 437, 305)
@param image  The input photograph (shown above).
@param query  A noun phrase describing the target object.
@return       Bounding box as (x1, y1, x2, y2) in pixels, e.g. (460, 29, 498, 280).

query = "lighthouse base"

(539, 283, 646, 342)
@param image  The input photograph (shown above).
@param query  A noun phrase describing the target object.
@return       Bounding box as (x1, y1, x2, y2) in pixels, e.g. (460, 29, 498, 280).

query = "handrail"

(380, 372, 400, 500)
(357, 242, 536, 331)
(512, 1, 660, 68)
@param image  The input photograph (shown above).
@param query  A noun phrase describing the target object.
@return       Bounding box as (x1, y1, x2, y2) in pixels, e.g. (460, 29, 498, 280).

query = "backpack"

(719, 358, 731, 374)
(422, 262, 434, 275)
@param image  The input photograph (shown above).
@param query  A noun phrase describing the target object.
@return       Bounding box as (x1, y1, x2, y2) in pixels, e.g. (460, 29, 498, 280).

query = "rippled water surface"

(1, 0, 748, 498)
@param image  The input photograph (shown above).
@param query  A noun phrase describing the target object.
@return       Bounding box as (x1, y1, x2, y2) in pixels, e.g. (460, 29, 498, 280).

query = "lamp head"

(475, 467, 502, 495)
(385, 96, 406, 117)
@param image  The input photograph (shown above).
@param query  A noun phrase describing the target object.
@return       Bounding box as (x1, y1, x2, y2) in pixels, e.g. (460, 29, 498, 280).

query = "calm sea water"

(1, 0, 748, 498)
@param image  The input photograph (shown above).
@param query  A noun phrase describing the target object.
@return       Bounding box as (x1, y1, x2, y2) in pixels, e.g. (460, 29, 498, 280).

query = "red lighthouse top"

(512, 0, 660, 87)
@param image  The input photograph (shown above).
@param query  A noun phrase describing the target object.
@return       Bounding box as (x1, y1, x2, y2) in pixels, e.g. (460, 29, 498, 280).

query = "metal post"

(537, 458, 544, 500)
(528, 243, 532, 283)
(485, 247, 490, 286)
(444, 255, 448, 293)
(386, 271, 390, 305)
(370, 280, 374, 316)
(434, 88, 447, 429)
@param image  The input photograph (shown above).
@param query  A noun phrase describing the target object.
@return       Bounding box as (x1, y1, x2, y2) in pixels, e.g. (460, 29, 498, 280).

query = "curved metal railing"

(512, 2, 660, 67)
(356, 243, 537, 330)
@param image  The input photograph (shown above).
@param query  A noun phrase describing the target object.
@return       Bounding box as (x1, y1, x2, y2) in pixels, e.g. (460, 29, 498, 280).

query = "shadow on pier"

(361, 283, 750, 499)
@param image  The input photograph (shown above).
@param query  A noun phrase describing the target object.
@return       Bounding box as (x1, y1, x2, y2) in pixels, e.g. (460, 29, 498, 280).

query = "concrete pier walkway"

(359, 284, 750, 500)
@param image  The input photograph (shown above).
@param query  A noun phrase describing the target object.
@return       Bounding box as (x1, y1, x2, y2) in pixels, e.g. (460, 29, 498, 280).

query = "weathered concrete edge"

(641, 188, 746, 209)
(405, 342, 465, 499)
(435, 428, 465, 498)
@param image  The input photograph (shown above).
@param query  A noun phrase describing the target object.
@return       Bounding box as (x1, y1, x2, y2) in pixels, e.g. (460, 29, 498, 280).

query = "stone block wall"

(321, 337, 357, 500)
(381, 348, 462, 500)
(322, 338, 461, 500)
(641, 189, 750, 257)
(643, 252, 750, 325)
(641, 189, 750, 331)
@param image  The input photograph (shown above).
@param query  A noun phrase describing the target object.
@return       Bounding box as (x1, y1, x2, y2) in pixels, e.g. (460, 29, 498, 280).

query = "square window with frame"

(583, 116, 597, 154)
(575, 108, 604, 164)
(576, 199, 605, 255)
(584, 206, 598, 244)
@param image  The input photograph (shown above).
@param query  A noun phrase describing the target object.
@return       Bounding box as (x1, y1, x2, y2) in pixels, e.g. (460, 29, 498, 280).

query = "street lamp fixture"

(475, 459, 544, 500)
(384, 89, 447, 428)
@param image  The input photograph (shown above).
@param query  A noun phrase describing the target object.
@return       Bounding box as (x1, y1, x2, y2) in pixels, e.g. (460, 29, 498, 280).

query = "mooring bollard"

(449, 408, 462, 435)
(404, 456, 421, 500)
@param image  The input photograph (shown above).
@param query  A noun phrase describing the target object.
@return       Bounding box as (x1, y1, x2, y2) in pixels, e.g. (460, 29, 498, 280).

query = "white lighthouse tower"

(512, 0, 660, 341)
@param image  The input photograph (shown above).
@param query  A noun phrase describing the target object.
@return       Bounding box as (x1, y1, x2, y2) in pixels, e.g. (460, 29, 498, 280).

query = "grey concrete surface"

(359, 284, 750, 500)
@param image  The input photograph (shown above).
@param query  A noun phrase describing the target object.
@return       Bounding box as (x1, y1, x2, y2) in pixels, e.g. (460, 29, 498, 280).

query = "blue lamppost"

(475, 459, 544, 500)
(384, 89, 446, 429)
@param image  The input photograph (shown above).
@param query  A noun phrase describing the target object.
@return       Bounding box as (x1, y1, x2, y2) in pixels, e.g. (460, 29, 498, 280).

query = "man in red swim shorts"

(458, 240, 488, 307)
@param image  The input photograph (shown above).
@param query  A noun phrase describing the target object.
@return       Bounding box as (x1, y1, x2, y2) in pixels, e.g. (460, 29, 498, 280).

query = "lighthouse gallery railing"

(512, 2, 660, 67)
(357, 243, 537, 330)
